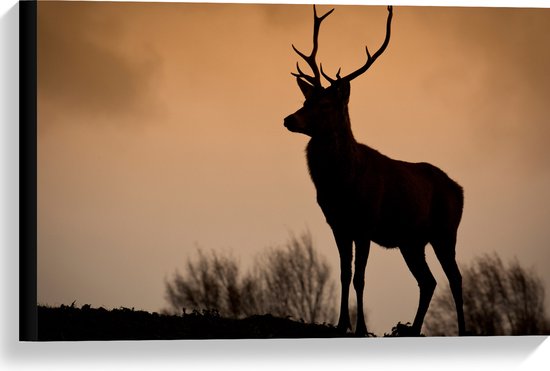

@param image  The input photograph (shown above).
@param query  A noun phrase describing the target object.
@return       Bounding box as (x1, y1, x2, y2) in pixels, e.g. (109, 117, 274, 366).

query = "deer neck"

(306, 113, 359, 180)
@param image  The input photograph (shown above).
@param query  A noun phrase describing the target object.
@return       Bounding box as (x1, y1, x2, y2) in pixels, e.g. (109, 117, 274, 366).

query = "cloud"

(407, 6, 550, 169)
(38, 2, 161, 120)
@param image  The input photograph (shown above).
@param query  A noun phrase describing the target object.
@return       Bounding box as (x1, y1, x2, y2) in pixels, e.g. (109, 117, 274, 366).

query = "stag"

(284, 5, 465, 336)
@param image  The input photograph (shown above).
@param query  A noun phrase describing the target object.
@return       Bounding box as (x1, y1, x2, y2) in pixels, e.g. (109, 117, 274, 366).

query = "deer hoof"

(355, 328, 368, 337)
(337, 322, 351, 334)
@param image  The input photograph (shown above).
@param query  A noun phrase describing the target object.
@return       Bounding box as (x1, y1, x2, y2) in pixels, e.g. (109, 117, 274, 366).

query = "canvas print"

(32, 1, 550, 340)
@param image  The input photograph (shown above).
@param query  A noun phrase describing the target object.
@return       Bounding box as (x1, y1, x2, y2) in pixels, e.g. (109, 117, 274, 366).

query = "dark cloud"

(38, 2, 161, 119)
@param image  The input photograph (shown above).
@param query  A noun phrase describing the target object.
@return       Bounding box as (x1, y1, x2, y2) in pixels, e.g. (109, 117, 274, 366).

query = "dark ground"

(37, 305, 352, 341)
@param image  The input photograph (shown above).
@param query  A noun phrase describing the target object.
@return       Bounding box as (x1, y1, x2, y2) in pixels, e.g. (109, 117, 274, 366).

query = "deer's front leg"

(353, 239, 370, 336)
(334, 231, 353, 333)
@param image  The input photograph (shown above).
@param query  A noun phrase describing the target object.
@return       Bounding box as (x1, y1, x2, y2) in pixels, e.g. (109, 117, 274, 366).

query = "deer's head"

(284, 5, 393, 138)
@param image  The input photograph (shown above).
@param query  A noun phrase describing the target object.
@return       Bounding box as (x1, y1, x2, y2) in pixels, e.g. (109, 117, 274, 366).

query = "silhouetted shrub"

(424, 253, 549, 336)
(164, 250, 246, 318)
(259, 232, 336, 323)
(164, 231, 337, 324)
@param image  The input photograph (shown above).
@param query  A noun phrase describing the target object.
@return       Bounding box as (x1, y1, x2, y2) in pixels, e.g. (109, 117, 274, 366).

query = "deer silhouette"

(284, 5, 465, 336)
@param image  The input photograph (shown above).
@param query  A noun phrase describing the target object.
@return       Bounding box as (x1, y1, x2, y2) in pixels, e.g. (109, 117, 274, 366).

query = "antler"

(322, 6, 393, 85)
(291, 5, 334, 88)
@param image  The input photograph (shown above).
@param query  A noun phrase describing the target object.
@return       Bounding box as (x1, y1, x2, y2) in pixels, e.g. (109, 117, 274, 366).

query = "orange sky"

(37, 1, 550, 335)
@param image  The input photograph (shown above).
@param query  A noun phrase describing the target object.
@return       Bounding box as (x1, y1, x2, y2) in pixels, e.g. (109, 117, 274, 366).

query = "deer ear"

(296, 78, 315, 99)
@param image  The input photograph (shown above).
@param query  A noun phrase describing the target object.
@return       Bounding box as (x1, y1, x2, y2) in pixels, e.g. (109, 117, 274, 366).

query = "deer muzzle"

(284, 113, 307, 134)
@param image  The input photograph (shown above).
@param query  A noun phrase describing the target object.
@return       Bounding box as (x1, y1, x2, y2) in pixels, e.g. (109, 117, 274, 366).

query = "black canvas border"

(19, 0, 37, 341)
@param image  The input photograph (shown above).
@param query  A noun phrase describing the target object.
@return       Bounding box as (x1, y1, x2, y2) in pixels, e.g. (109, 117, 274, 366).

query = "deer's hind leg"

(400, 244, 436, 336)
(432, 236, 465, 336)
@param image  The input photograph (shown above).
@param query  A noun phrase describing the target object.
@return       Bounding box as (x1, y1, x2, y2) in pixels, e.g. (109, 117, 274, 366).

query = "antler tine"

(291, 55, 318, 87)
(291, 5, 334, 88)
(338, 5, 393, 84)
(320, 64, 339, 85)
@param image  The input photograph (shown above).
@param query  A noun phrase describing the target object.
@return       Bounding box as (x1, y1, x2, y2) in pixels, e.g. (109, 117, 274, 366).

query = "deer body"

(284, 6, 465, 336)
(307, 137, 463, 249)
